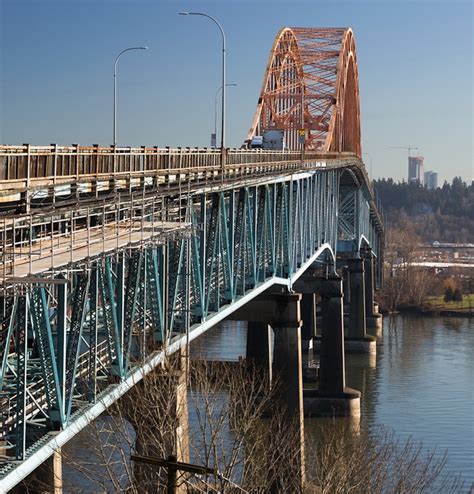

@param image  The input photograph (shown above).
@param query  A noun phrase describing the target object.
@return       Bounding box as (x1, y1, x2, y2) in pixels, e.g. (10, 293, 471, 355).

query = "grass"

(425, 293, 474, 311)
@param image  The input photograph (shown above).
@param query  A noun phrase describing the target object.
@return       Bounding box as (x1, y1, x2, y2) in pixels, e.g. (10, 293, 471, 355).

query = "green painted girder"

(0, 296, 18, 392)
(30, 287, 64, 426)
(87, 269, 98, 402)
(168, 239, 186, 338)
(1, 166, 385, 468)
(146, 248, 164, 343)
(122, 250, 143, 371)
(14, 296, 27, 459)
(99, 260, 122, 377)
(64, 273, 90, 421)
(190, 205, 204, 319)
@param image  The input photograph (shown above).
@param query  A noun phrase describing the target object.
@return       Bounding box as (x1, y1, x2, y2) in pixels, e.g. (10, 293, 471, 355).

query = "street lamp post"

(214, 83, 237, 147)
(113, 46, 148, 146)
(179, 12, 226, 150)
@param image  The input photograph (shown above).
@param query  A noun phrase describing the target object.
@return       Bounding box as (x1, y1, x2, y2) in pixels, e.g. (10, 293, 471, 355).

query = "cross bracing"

(0, 24, 386, 489)
(0, 157, 383, 488)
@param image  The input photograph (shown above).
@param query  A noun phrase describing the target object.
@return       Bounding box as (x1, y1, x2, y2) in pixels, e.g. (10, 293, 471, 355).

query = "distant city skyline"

(0, 0, 472, 184)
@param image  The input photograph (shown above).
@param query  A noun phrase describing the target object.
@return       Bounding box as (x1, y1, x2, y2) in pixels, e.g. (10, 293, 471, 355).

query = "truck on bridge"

(248, 130, 285, 150)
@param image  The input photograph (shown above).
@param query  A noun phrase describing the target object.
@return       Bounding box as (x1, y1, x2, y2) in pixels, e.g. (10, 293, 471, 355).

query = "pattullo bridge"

(0, 27, 383, 492)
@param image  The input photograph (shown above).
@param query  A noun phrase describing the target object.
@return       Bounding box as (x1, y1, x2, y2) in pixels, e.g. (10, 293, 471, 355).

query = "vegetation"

(427, 294, 474, 311)
(374, 177, 473, 243)
(25, 356, 466, 493)
(380, 213, 432, 311)
(307, 420, 464, 493)
(376, 176, 474, 311)
(56, 357, 302, 493)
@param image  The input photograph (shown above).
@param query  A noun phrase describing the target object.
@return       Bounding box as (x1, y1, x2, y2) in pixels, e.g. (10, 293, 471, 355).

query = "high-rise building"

(408, 156, 424, 185)
(424, 170, 438, 189)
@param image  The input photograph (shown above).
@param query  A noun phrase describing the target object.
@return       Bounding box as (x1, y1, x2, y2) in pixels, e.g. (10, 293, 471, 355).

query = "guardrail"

(0, 145, 357, 182)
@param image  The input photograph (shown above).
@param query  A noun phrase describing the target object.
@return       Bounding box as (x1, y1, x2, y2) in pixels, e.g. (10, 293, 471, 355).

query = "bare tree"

(24, 357, 466, 493)
(55, 356, 302, 493)
(306, 420, 465, 494)
(382, 212, 431, 311)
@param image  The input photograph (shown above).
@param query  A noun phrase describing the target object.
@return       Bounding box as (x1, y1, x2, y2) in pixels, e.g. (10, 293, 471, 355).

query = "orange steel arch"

(246, 27, 362, 156)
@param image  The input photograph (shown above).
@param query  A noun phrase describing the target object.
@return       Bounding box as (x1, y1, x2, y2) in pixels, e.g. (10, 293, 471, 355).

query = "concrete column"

(22, 447, 63, 494)
(363, 250, 383, 336)
(128, 352, 189, 492)
(346, 257, 376, 354)
(363, 251, 375, 318)
(273, 325, 303, 416)
(304, 277, 361, 417)
(319, 284, 345, 394)
(347, 257, 366, 339)
(301, 293, 318, 381)
(301, 293, 317, 341)
(246, 321, 272, 385)
(271, 293, 305, 489)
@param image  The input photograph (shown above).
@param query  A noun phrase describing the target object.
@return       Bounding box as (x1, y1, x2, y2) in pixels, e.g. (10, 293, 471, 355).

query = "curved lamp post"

(179, 12, 226, 150)
(214, 83, 237, 147)
(113, 46, 148, 146)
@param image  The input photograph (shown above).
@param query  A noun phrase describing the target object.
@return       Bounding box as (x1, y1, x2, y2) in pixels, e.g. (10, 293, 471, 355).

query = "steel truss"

(0, 161, 383, 488)
(247, 27, 361, 155)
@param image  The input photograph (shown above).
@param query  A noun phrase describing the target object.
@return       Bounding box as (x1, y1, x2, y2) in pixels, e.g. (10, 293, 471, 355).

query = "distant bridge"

(0, 27, 383, 492)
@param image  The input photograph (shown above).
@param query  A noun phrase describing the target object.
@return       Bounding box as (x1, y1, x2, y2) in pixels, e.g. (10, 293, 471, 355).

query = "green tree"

(453, 288, 463, 302)
(444, 286, 454, 303)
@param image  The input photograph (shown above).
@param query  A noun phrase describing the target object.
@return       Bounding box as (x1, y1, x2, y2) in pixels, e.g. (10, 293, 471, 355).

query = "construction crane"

(391, 145, 419, 158)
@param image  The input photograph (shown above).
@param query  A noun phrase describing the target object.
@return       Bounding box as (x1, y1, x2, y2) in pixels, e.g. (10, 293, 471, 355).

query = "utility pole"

(131, 454, 217, 494)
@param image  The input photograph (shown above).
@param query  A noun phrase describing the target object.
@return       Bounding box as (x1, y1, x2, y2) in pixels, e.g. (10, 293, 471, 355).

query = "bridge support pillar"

(301, 293, 318, 382)
(246, 321, 273, 385)
(363, 249, 383, 337)
(304, 276, 361, 417)
(18, 446, 63, 494)
(346, 257, 376, 354)
(271, 293, 305, 489)
(126, 352, 189, 492)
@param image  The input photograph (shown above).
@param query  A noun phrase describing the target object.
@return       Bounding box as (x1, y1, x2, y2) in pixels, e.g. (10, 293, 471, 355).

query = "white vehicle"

(250, 136, 263, 149)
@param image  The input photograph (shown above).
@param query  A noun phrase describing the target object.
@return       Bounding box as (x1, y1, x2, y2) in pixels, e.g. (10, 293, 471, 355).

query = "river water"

(191, 314, 474, 488)
(63, 314, 473, 490)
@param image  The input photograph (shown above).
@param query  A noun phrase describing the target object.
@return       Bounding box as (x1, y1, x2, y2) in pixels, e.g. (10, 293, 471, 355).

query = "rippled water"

(64, 314, 473, 490)
(191, 315, 474, 487)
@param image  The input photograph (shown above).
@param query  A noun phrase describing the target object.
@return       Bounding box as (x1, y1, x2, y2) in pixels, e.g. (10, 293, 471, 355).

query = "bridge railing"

(0, 145, 360, 183)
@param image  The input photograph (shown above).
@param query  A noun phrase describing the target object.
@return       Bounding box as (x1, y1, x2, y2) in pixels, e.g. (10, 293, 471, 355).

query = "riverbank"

(379, 294, 474, 318)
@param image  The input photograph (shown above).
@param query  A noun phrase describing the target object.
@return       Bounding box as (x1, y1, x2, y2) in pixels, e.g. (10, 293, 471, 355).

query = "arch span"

(246, 27, 362, 156)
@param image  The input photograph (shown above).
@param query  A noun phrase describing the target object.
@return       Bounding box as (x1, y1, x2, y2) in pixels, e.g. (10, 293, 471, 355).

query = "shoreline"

(380, 306, 473, 318)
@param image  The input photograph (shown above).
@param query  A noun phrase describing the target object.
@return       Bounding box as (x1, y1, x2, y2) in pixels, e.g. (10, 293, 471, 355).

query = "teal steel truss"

(0, 166, 383, 480)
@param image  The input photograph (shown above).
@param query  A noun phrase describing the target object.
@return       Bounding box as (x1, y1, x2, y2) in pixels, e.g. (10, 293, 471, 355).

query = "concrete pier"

(271, 293, 305, 490)
(363, 250, 383, 335)
(304, 276, 361, 417)
(227, 293, 306, 488)
(126, 353, 189, 492)
(346, 257, 376, 354)
(18, 446, 63, 494)
(301, 293, 318, 381)
(246, 321, 273, 385)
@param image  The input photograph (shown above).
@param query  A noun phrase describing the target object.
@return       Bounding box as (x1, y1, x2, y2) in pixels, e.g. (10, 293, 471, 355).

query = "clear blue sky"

(1, 0, 472, 183)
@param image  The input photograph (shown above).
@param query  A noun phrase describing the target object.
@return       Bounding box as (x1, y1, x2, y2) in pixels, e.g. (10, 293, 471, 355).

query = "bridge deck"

(2, 220, 188, 280)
